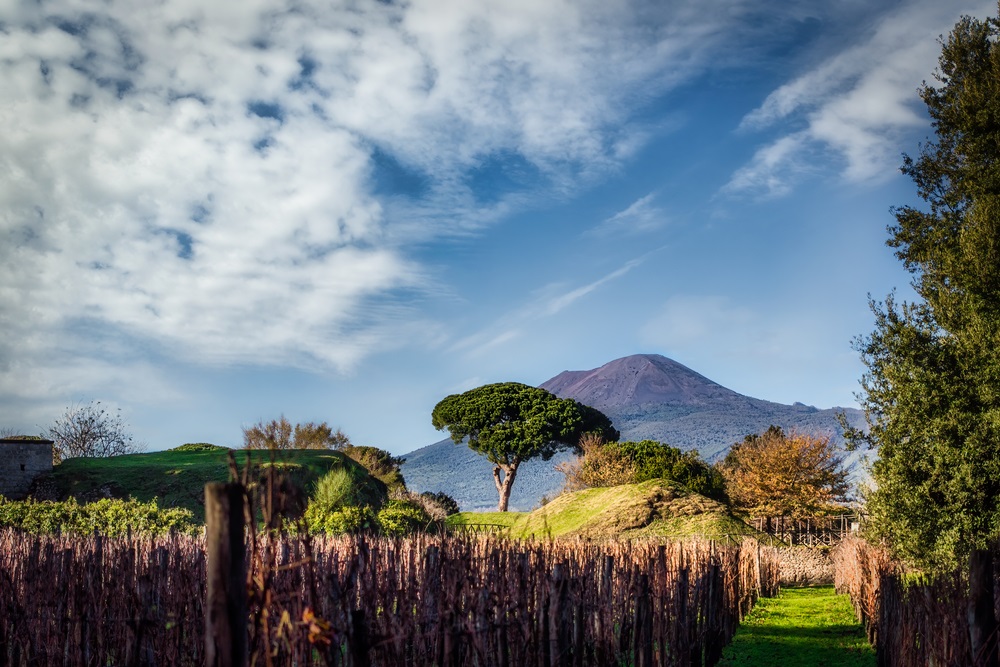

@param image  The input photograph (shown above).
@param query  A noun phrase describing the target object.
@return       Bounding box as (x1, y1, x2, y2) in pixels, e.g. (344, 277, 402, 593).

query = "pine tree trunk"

(493, 462, 519, 512)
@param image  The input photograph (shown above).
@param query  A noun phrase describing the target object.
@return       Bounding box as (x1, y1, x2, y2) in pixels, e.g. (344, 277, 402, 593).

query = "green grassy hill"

(33, 445, 386, 522)
(447, 479, 768, 541)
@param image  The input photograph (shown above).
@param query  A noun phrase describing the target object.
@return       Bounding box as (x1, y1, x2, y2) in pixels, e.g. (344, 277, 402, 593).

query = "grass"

(447, 479, 771, 541)
(39, 447, 385, 522)
(719, 586, 875, 667)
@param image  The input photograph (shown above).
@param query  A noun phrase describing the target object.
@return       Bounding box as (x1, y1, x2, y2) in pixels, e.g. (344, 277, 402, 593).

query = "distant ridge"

(402, 353, 866, 511)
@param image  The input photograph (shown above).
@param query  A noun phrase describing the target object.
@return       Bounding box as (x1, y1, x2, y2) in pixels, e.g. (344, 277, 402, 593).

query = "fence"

(0, 529, 780, 666)
(750, 514, 860, 547)
(832, 537, 1000, 667)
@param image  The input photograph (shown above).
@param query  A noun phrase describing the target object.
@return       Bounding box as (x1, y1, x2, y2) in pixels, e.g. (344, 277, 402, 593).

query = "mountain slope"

(403, 354, 866, 511)
(541, 354, 742, 408)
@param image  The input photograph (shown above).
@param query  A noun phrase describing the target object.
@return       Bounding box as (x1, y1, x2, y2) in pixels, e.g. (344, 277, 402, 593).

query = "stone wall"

(776, 546, 833, 586)
(0, 439, 53, 500)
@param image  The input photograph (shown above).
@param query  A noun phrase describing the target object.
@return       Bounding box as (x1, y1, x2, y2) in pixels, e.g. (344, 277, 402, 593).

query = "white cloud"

(10, 0, 870, 437)
(449, 329, 525, 358)
(1, 0, 757, 410)
(721, 134, 809, 199)
(588, 193, 667, 236)
(450, 255, 647, 358)
(542, 259, 645, 316)
(725, 0, 995, 197)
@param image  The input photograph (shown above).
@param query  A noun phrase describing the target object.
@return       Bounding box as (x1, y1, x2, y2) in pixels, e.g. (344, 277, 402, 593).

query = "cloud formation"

(587, 193, 667, 237)
(725, 0, 994, 198)
(2, 0, 758, 407)
(450, 255, 647, 359)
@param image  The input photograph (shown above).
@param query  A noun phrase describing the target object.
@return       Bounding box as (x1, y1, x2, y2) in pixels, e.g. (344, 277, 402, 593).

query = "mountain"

(541, 354, 741, 409)
(402, 354, 867, 511)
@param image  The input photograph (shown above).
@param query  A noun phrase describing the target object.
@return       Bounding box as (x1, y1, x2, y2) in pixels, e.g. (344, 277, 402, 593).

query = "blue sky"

(1, 0, 992, 455)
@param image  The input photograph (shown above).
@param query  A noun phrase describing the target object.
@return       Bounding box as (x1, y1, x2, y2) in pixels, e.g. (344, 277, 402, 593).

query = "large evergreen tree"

(431, 382, 618, 511)
(852, 8, 1000, 571)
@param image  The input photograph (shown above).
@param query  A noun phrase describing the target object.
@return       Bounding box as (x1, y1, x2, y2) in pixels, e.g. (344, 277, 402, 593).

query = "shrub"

(310, 468, 355, 514)
(303, 467, 369, 534)
(342, 446, 406, 491)
(387, 489, 456, 522)
(304, 504, 376, 535)
(559, 437, 728, 503)
(420, 491, 460, 517)
(618, 440, 728, 503)
(377, 499, 431, 536)
(558, 434, 636, 491)
(170, 443, 228, 452)
(0, 496, 197, 536)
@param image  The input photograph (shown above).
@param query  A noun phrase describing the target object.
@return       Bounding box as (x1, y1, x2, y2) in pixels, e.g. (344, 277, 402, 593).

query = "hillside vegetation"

(31, 444, 386, 522)
(447, 479, 767, 541)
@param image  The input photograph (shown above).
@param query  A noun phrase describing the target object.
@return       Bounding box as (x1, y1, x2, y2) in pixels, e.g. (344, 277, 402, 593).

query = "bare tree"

(243, 415, 351, 450)
(47, 401, 142, 462)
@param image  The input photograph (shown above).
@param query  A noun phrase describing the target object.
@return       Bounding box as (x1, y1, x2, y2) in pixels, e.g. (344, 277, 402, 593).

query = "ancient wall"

(775, 546, 834, 586)
(0, 439, 53, 500)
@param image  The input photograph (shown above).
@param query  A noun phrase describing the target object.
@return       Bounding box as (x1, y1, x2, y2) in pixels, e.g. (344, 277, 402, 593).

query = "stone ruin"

(0, 437, 54, 500)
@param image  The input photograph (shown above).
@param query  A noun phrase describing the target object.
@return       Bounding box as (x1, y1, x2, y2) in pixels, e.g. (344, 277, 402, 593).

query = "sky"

(1, 0, 994, 455)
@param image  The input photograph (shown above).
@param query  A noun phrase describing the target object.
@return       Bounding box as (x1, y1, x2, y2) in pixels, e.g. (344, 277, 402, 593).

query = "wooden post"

(538, 576, 551, 667)
(204, 482, 247, 667)
(632, 573, 653, 667)
(968, 548, 998, 667)
(704, 564, 724, 666)
(351, 610, 371, 667)
(551, 562, 571, 667)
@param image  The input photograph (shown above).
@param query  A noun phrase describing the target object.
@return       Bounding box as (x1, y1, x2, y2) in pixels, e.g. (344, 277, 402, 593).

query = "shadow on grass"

(719, 588, 876, 667)
(746, 624, 870, 640)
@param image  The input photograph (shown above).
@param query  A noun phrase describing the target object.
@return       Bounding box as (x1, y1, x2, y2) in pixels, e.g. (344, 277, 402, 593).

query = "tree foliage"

(850, 8, 1000, 569)
(342, 445, 406, 491)
(431, 382, 618, 511)
(560, 435, 727, 502)
(720, 426, 850, 518)
(243, 416, 351, 450)
(47, 401, 141, 463)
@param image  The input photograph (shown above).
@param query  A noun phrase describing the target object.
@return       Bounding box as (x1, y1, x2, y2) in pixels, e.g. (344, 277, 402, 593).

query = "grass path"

(718, 586, 875, 667)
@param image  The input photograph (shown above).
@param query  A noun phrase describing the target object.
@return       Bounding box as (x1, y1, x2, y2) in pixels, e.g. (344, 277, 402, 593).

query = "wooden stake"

(204, 482, 247, 667)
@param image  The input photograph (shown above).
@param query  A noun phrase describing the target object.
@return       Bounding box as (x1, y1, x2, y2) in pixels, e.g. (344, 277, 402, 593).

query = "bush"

(310, 468, 356, 514)
(377, 499, 431, 536)
(342, 446, 406, 491)
(618, 440, 728, 503)
(0, 496, 197, 536)
(170, 443, 228, 452)
(560, 437, 728, 503)
(304, 504, 376, 535)
(420, 491, 460, 517)
(558, 434, 636, 491)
